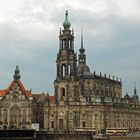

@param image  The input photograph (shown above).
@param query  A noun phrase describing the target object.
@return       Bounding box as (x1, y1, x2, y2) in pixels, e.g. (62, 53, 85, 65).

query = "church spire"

(78, 29, 86, 64)
(134, 82, 137, 95)
(63, 10, 71, 30)
(56, 11, 76, 79)
(13, 65, 21, 80)
(132, 82, 139, 102)
(81, 28, 84, 49)
(77, 29, 90, 75)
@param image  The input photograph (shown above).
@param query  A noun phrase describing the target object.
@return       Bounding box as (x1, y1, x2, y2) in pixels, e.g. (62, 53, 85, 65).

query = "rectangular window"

(59, 119, 64, 130)
(82, 121, 86, 127)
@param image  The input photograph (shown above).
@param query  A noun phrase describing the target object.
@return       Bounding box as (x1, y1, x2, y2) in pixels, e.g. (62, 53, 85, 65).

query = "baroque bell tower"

(54, 11, 77, 104)
(56, 11, 77, 80)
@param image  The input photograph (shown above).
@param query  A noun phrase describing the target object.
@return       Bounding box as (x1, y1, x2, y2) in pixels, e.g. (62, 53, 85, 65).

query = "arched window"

(69, 41, 70, 49)
(68, 64, 71, 75)
(61, 64, 66, 77)
(62, 65, 65, 77)
(63, 40, 65, 49)
(61, 87, 65, 97)
(51, 121, 54, 128)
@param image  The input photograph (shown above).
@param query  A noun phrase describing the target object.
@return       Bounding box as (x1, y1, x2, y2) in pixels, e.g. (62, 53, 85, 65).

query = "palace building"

(0, 11, 140, 132)
(0, 66, 33, 129)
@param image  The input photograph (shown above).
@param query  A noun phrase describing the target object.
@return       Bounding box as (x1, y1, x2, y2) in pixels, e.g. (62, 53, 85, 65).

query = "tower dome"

(77, 63, 90, 75)
(63, 11, 71, 30)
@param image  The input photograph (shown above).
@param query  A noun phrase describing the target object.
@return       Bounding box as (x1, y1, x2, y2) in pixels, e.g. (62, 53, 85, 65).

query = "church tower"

(56, 11, 77, 80)
(77, 29, 90, 75)
(54, 11, 77, 104)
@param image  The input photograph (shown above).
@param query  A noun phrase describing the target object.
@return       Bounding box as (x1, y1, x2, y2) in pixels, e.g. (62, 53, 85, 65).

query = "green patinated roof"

(63, 10, 71, 30)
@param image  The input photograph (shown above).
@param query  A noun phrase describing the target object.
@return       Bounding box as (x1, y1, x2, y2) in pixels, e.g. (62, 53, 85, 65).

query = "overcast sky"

(0, 0, 140, 96)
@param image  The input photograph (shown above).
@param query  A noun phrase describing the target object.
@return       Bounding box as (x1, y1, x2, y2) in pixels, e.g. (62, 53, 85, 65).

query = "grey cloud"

(0, 0, 139, 96)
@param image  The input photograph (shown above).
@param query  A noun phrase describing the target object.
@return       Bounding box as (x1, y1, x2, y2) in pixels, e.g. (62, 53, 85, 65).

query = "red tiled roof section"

(26, 90, 31, 97)
(6, 79, 31, 97)
(7, 80, 26, 92)
(49, 96, 54, 102)
(17, 80, 26, 92)
(0, 90, 7, 96)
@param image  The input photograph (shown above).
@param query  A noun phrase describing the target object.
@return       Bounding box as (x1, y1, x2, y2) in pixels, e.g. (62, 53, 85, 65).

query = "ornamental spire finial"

(13, 65, 21, 80)
(66, 10, 68, 18)
(79, 28, 85, 53)
(134, 81, 137, 95)
(81, 28, 83, 49)
(78, 29, 86, 64)
(63, 10, 71, 30)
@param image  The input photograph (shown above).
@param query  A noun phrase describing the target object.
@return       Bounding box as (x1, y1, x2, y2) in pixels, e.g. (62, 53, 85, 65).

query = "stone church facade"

(0, 11, 140, 132)
(44, 11, 140, 132)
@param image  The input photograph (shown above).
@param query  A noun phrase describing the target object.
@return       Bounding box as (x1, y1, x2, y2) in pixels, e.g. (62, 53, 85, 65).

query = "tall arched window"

(68, 64, 71, 75)
(60, 87, 65, 97)
(61, 64, 66, 77)
(69, 41, 70, 49)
